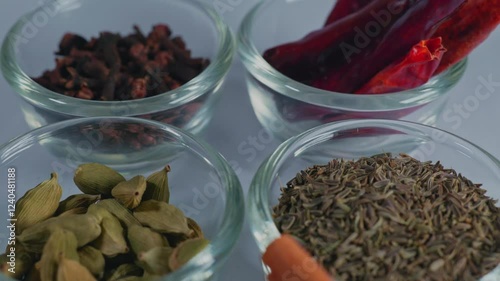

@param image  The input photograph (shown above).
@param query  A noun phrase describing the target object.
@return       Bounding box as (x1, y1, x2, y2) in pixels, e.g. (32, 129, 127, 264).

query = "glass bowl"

(238, 0, 467, 141)
(248, 119, 500, 280)
(0, 117, 244, 281)
(1, 0, 235, 136)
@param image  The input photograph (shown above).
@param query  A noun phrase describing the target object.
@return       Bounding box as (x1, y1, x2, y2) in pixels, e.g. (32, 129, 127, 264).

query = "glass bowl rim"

(0, 0, 235, 117)
(248, 119, 500, 253)
(0, 116, 245, 281)
(237, 0, 467, 112)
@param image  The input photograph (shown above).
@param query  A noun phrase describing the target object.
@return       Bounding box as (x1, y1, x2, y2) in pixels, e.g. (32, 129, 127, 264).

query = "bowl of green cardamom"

(249, 119, 500, 281)
(0, 117, 244, 281)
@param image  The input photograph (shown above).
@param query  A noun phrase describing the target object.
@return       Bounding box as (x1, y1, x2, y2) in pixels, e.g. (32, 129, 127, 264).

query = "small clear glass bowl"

(238, 0, 467, 141)
(0, 117, 244, 281)
(1, 0, 235, 136)
(248, 119, 500, 280)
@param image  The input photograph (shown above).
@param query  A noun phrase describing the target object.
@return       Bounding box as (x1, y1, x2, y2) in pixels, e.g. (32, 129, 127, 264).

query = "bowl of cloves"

(0, 117, 244, 281)
(1, 0, 235, 136)
(248, 119, 500, 281)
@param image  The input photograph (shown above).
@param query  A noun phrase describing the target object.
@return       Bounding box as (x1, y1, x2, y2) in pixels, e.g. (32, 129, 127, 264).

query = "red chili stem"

(355, 38, 446, 94)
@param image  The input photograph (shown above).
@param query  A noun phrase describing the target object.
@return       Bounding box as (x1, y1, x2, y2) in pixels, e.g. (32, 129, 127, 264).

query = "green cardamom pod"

(19, 214, 101, 253)
(74, 163, 125, 195)
(104, 263, 143, 281)
(111, 175, 147, 209)
(58, 207, 88, 217)
(78, 246, 105, 279)
(15, 172, 62, 234)
(187, 217, 204, 239)
(94, 199, 141, 228)
(56, 194, 101, 215)
(127, 225, 169, 255)
(87, 204, 115, 224)
(168, 238, 209, 271)
(143, 165, 171, 203)
(38, 228, 79, 281)
(137, 247, 173, 275)
(57, 256, 97, 281)
(133, 200, 190, 235)
(92, 216, 129, 258)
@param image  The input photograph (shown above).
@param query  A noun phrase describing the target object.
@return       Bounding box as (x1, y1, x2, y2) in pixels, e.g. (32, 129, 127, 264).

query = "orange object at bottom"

(262, 234, 333, 281)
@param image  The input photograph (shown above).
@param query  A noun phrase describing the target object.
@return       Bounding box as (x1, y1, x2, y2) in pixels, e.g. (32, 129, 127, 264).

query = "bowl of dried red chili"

(236, 0, 495, 141)
(1, 0, 235, 136)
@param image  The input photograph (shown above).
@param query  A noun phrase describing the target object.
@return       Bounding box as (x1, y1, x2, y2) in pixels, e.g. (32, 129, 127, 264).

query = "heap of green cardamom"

(0, 163, 209, 281)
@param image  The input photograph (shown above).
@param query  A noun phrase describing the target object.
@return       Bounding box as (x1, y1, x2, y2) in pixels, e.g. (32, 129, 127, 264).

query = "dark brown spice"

(32, 24, 210, 101)
(32, 24, 211, 149)
(274, 153, 500, 281)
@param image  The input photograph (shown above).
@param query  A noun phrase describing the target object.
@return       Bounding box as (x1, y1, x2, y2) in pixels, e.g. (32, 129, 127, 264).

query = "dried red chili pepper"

(324, 0, 373, 26)
(263, 0, 417, 82)
(311, 0, 466, 93)
(434, 0, 500, 74)
(356, 38, 446, 94)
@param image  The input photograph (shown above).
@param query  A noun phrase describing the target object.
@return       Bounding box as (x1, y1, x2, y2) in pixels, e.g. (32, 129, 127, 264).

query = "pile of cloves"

(33, 24, 210, 101)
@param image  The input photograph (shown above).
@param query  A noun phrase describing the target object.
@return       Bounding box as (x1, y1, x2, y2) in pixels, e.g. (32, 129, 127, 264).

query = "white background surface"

(1, 1, 500, 280)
